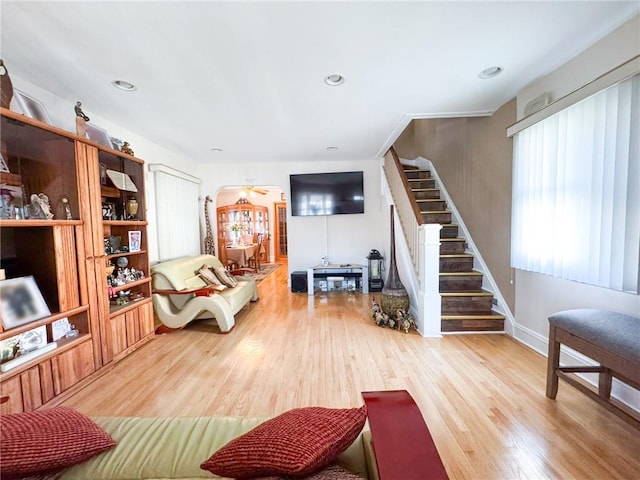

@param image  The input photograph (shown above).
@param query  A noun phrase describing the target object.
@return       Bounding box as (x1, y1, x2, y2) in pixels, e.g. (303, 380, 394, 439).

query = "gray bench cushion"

(549, 309, 640, 364)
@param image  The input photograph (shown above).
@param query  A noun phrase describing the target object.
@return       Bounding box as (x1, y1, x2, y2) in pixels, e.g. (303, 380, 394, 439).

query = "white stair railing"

(382, 149, 442, 337)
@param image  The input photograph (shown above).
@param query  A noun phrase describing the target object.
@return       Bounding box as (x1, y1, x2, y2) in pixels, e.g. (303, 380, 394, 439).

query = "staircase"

(403, 165, 505, 332)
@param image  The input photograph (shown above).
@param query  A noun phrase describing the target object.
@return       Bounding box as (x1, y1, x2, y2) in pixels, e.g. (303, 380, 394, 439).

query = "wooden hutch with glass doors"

(0, 107, 153, 414)
(216, 202, 269, 261)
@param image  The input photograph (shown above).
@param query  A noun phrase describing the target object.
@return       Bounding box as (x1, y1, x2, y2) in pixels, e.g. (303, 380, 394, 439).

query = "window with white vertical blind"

(149, 164, 201, 262)
(510, 73, 639, 293)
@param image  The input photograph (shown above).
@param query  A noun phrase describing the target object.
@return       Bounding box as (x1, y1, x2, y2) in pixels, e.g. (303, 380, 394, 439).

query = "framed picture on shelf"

(128, 230, 141, 252)
(86, 122, 112, 148)
(13, 89, 52, 125)
(0, 276, 51, 329)
(102, 202, 116, 220)
(50, 317, 71, 341)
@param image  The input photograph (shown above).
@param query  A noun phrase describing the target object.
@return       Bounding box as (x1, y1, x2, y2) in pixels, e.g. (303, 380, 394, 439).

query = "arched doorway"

(215, 186, 287, 265)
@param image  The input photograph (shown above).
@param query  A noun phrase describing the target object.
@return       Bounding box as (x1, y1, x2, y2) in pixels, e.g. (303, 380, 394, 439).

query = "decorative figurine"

(75, 101, 90, 137)
(0, 188, 14, 219)
(61, 195, 73, 220)
(110, 137, 124, 151)
(121, 141, 134, 155)
(30, 193, 54, 219)
(74, 101, 89, 121)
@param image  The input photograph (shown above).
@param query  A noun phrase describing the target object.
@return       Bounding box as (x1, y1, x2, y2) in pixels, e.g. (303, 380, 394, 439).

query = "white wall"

(199, 159, 389, 279)
(7, 74, 202, 265)
(513, 15, 640, 408)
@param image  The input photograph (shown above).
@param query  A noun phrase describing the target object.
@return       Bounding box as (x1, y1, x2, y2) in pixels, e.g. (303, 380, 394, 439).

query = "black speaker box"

(291, 271, 307, 293)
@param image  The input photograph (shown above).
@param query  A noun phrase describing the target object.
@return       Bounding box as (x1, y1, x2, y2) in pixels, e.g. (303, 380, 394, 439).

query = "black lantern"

(367, 249, 384, 292)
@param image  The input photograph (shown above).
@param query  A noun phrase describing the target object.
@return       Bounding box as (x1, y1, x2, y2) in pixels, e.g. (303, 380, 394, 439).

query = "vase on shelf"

(126, 197, 139, 220)
(380, 205, 410, 318)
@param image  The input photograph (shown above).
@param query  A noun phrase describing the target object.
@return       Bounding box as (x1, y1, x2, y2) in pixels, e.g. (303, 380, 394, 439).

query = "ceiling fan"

(242, 185, 268, 196)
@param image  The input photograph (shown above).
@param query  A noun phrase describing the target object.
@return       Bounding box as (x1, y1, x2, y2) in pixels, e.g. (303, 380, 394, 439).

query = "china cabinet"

(216, 203, 269, 262)
(0, 107, 153, 413)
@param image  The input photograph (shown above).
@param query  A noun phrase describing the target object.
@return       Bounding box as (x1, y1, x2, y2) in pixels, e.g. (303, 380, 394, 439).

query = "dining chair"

(218, 242, 239, 271)
(247, 233, 263, 272)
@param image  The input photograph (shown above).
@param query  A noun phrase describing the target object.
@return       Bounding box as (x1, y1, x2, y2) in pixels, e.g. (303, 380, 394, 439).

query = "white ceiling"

(1, 1, 638, 164)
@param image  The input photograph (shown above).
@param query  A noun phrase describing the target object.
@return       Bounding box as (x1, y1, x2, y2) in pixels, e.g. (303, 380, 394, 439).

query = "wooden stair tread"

(440, 238, 465, 242)
(440, 254, 473, 258)
(442, 314, 506, 320)
(440, 271, 482, 276)
(421, 209, 452, 214)
(441, 291, 493, 297)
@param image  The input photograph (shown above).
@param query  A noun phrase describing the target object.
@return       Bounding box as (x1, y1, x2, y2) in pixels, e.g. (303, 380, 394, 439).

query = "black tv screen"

(290, 171, 364, 216)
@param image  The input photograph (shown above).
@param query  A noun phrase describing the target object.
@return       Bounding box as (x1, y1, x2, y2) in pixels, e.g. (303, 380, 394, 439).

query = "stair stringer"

(403, 156, 515, 335)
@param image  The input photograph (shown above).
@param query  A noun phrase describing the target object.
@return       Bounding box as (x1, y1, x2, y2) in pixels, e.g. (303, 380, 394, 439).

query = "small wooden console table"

(307, 264, 369, 295)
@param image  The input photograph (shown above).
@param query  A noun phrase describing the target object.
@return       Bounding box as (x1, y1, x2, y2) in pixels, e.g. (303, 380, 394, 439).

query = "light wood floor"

(63, 264, 640, 479)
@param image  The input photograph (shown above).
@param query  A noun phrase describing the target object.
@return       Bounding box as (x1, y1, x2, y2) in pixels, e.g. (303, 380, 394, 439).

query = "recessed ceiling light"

(210, 148, 223, 152)
(478, 66, 503, 79)
(324, 74, 345, 86)
(112, 79, 137, 91)
(326, 146, 338, 151)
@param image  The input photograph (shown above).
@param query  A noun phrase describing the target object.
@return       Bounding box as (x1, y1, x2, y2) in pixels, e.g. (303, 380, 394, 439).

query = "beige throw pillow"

(213, 266, 239, 288)
(198, 265, 223, 287)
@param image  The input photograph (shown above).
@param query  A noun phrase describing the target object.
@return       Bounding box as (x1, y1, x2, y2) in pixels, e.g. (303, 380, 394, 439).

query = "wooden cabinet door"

(52, 341, 95, 395)
(139, 302, 154, 338)
(20, 366, 44, 411)
(0, 363, 55, 414)
(110, 313, 128, 358)
(0, 376, 24, 414)
(39, 360, 55, 404)
(125, 309, 141, 346)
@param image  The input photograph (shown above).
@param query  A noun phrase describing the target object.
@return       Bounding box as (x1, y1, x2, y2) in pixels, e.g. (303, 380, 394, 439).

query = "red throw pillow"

(201, 405, 367, 478)
(0, 406, 116, 478)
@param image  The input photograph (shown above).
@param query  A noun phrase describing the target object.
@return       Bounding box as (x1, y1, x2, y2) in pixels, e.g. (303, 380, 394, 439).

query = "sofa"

(2, 391, 447, 479)
(57, 414, 379, 480)
(151, 254, 259, 333)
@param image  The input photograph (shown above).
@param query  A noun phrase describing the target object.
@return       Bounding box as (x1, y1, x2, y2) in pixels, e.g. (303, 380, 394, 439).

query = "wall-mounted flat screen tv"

(290, 171, 364, 216)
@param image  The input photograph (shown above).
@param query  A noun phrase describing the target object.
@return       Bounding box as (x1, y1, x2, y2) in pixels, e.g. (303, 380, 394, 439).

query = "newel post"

(418, 223, 442, 337)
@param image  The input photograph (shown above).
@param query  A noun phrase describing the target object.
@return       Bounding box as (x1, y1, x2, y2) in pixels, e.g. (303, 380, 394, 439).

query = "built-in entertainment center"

(306, 264, 369, 295)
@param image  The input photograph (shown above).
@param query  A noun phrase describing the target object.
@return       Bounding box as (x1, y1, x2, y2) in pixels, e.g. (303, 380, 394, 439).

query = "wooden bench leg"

(546, 325, 561, 399)
(598, 368, 612, 400)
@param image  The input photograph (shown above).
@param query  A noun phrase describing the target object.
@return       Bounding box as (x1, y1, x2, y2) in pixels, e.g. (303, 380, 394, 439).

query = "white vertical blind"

(149, 164, 201, 262)
(511, 74, 639, 293)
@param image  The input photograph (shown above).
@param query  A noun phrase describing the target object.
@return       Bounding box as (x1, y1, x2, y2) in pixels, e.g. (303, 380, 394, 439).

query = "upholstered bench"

(546, 308, 640, 426)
